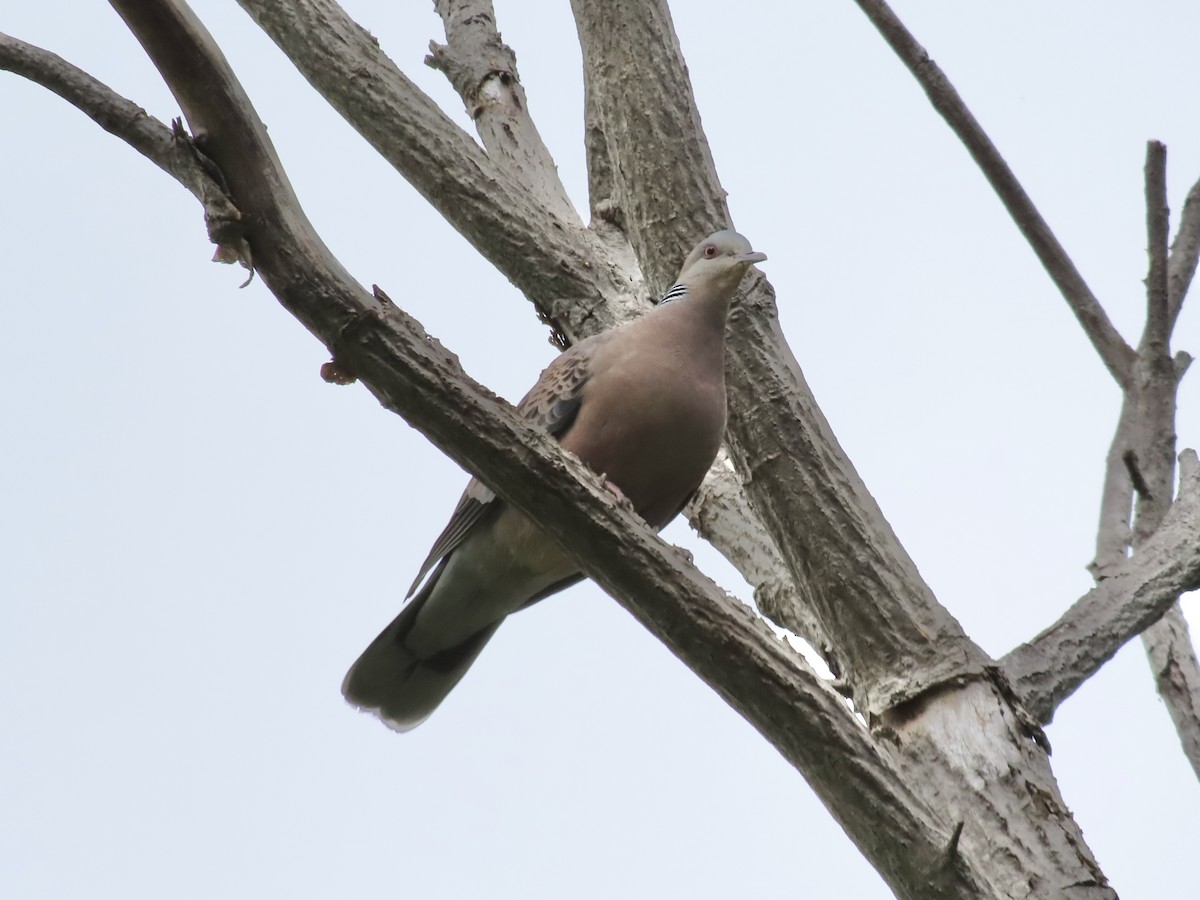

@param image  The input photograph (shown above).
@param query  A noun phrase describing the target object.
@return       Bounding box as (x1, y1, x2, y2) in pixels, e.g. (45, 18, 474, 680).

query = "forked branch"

(1003, 452, 1200, 721)
(0, 32, 247, 265)
(427, 0, 578, 224)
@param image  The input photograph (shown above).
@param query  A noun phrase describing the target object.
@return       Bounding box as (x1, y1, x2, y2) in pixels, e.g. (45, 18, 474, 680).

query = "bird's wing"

(405, 335, 605, 596)
(405, 479, 494, 596)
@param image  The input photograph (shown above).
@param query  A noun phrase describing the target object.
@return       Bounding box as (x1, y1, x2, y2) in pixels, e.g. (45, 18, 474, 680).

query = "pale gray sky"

(2, 2, 1198, 897)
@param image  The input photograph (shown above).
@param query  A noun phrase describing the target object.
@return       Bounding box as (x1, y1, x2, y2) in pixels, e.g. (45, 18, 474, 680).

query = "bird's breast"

(561, 350, 727, 529)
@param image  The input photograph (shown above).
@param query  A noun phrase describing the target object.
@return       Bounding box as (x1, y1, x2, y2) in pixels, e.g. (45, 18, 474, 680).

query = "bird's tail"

(341, 575, 503, 732)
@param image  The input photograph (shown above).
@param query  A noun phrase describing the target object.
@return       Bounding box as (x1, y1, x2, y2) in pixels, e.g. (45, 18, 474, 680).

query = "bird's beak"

(738, 250, 767, 265)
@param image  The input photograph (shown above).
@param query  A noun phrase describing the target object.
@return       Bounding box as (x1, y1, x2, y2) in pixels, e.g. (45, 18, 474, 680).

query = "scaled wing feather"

(405, 336, 603, 596)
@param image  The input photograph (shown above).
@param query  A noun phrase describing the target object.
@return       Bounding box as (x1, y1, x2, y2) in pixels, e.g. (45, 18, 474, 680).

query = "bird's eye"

(703, 245, 717, 258)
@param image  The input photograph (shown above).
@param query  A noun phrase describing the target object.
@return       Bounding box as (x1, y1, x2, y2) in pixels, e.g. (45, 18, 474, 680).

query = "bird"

(342, 230, 766, 731)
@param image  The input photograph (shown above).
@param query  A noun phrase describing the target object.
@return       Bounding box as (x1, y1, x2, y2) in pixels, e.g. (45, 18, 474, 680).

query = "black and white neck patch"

(657, 282, 688, 305)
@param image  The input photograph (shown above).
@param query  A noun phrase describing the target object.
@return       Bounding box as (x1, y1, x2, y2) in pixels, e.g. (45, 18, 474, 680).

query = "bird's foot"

(670, 545, 695, 565)
(599, 476, 638, 515)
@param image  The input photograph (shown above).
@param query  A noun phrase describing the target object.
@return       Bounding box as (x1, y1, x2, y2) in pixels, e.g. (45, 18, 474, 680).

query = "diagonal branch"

(1168, 175, 1200, 330)
(0, 31, 247, 265)
(1004, 451, 1200, 722)
(1143, 604, 1200, 778)
(852, 0, 1136, 389)
(233, 0, 628, 325)
(97, 5, 987, 895)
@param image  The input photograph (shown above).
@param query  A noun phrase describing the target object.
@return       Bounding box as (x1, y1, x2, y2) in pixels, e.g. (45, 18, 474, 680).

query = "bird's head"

(677, 230, 767, 295)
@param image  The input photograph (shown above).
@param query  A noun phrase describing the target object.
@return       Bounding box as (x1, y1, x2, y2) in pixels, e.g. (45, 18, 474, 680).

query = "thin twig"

(1145, 141, 1171, 354)
(852, 0, 1135, 388)
(1168, 176, 1200, 330)
(1090, 401, 1137, 577)
(0, 31, 248, 266)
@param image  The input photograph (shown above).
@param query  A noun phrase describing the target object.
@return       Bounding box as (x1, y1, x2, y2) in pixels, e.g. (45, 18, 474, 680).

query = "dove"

(342, 230, 766, 730)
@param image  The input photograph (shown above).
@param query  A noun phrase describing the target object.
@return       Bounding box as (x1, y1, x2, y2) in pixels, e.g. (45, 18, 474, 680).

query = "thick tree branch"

(851, 0, 1136, 389)
(570, 0, 727, 286)
(0, 31, 247, 265)
(1004, 451, 1200, 721)
(97, 5, 990, 895)
(426, 0, 577, 224)
(688, 451, 838, 672)
(581, 53, 619, 234)
(571, 0, 990, 721)
(570, 5, 1116, 896)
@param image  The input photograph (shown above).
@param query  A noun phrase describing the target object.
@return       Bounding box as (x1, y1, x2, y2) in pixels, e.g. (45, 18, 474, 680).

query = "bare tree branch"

(1090, 400, 1137, 575)
(232, 0, 631, 325)
(1004, 451, 1200, 721)
(851, 0, 1136, 389)
(426, 0, 578, 224)
(688, 451, 838, 672)
(1143, 604, 1200, 779)
(570, 0, 727, 286)
(94, 5, 993, 895)
(1125, 145, 1200, 772)
(580, 47, 619, 233)
(1145, 141, 1171, 355)
(571, 0, 991, 720)
(1168, 175, 1200, 329)
(570, 5, 1118, 896)
(856, 0, 1200, 775)
(0, 31, 247, 265)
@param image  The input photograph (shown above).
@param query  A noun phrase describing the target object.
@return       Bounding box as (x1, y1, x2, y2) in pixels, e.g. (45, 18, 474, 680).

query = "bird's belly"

(408, 506, 578, 656)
